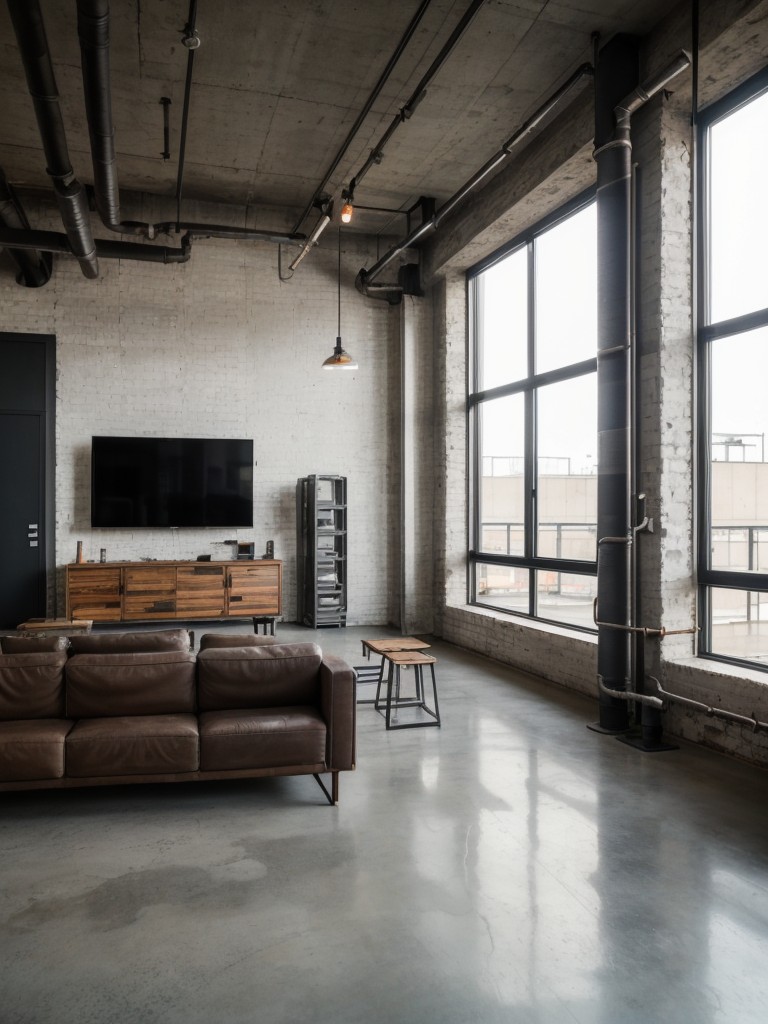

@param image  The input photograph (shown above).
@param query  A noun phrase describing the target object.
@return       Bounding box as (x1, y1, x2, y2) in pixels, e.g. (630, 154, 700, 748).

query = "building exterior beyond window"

(699, 68, 768, 668)
(468, 196, 597, 630)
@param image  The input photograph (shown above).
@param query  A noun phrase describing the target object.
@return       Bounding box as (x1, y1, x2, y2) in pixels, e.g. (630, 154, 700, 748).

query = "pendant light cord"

(337, 227, 342, 339)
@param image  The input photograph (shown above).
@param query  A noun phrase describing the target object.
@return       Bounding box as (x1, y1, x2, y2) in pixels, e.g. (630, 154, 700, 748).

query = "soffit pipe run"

(0, 167, 52, 286)
(356, 61, 594, 301)
(592, 39, 691, 734)
(7, 0, 99, 279)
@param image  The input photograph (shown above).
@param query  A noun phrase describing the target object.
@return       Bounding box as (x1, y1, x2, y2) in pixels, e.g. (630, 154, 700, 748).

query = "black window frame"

(467, 189, 598, 629)
(697, 65, 768, 670)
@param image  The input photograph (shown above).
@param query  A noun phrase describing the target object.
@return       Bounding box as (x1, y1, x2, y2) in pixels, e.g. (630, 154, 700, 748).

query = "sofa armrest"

(320, 655, 356, 771)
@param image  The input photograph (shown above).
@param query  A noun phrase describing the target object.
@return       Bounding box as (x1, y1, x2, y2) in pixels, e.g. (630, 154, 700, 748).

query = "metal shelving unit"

(296, 474, 347, 628)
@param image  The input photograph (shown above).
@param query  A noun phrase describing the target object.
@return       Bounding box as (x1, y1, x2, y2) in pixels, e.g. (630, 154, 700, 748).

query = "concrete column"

(399, 292, 435, 634)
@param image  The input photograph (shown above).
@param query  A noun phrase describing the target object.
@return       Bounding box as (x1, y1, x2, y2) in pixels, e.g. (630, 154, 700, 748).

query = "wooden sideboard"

(65, 560, 282, 623)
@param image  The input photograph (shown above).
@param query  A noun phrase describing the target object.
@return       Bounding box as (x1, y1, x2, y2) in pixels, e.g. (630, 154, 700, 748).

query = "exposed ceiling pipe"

(288, 207, 333, 272)
(175, 0, 198, 231)
(0, 167, 52, 286)
(291, 0, 435, 236)
(346, 0, 489, 205)
(153, 222, 304, 245)
(7, 0, 99, 279)
(75, 0, 304, 249)
(0, 226, 191, 264)
(356, 61, 594, 300)
(76, 0, 122, 230)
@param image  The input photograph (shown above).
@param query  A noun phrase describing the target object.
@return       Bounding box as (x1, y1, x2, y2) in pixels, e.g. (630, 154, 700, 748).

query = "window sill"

(448, 602, 597, 645)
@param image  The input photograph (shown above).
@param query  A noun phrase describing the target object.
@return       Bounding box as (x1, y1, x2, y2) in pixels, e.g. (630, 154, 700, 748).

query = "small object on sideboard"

(237, 542, 255, 560)
(263, 539, 274, 559)
(76, 540, 84, 563)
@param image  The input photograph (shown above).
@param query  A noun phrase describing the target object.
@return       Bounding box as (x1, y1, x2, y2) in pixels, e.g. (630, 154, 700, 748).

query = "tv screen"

(91, 436, 254, 528)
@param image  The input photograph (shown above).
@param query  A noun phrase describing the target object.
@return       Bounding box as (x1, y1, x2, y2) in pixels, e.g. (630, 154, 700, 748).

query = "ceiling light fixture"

(323, 229, 358, 370)
(340, 190, 354, 224)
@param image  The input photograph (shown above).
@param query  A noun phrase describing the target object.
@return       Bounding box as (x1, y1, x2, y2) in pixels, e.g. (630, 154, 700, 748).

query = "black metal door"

(0, 334, 55, 629)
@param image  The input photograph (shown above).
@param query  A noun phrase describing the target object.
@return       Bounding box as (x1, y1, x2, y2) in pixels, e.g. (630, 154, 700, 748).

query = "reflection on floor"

(3, 621, 768, 1023)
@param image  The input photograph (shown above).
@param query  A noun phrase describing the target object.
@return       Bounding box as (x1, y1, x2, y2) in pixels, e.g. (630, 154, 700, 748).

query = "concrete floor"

(2, 623, 768, 1023)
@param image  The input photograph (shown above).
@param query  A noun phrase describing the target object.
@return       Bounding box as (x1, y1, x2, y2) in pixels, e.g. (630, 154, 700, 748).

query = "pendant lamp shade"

(323, 336, 358, 369)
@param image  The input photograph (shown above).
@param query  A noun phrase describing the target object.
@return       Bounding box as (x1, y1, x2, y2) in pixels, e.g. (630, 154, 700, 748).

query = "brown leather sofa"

(0, 630, 355, 804)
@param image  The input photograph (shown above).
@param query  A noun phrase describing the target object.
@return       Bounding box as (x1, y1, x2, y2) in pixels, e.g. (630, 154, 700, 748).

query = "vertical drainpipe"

(594, 40, 692, 732)
(593, 36, 640, 732)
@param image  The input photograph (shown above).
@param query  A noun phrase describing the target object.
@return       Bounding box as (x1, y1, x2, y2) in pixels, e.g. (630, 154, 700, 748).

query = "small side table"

(356, 637, 431, 705)
(375, 650, 441, 730)
(252, 616, 276, 636)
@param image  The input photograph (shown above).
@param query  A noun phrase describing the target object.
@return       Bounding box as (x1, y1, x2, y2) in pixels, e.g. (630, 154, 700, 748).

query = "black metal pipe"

(593, 35, 639, 733)
(357, 61, 593, 298)
(291, 0, 435, 235)
(346, 0, 488, 200)
(0, 168, 52, 286)
(7, 0, 99, 279)
(76, 0, 121, 229)
(175, 0, 198, 230)
(152, 222, 305, 244)
(0, 226, 191, 264)
(593, 40, 692, 732)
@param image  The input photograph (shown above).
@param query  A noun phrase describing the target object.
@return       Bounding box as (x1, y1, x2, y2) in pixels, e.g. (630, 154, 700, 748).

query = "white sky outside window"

(709, 89, 768, 324)
(535, 204, 597, 375)
(478, 204, 597, 474)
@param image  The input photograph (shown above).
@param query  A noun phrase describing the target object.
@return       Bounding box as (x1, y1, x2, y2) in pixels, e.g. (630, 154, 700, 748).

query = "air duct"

(7, 0, 99, 279)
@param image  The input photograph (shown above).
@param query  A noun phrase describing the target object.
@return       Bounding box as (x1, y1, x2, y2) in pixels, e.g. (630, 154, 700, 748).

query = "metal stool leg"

(429, 663, 441, 725)
(385, 662, 397, 730)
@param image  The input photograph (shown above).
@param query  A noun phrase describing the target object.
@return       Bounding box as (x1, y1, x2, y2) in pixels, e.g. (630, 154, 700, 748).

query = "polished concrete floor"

(2, 623, 768, 1023)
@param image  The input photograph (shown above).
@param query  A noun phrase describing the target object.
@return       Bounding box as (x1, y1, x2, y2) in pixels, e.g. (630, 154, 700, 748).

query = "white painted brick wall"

(0, 203, 400, 625)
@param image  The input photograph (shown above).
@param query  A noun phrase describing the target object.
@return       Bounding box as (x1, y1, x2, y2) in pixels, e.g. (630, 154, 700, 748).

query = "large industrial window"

(699, 68, 768, 668)
(468, 195, 597, 630)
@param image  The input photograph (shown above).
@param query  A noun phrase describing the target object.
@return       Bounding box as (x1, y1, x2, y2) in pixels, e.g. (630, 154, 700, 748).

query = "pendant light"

(322, 227, 358, 370)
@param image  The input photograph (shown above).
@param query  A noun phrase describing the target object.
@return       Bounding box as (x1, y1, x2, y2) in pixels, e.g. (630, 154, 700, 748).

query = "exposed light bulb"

(341, 202, 353, 224)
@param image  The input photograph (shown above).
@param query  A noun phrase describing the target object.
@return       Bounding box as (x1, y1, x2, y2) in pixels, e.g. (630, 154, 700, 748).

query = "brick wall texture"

(1, 209, 400, 625)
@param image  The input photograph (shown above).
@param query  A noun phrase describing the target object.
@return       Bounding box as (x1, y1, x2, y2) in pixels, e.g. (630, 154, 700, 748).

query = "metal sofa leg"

(313, 771, 339, 806)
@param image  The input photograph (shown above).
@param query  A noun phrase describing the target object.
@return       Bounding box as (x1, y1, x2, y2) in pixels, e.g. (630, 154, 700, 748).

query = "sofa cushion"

(199, 633, 281, 650)
(1, 635, 70, 654)
(0, 652, 67, 720)
(197, 643, 323, 711)
(68, 628, 190, 656)
(0, 719, 73, 781)
(66, 714, 199, 777)
(66, 651, 196, 718)
(199, 707, 326, 771)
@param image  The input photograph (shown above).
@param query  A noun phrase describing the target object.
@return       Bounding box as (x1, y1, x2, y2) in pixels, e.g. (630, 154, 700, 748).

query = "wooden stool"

(375, 650, 441, 730)
(356, 637, 431, 705)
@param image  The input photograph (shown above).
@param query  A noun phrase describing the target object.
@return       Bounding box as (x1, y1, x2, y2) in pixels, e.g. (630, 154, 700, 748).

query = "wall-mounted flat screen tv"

(91, 436, 254, 528)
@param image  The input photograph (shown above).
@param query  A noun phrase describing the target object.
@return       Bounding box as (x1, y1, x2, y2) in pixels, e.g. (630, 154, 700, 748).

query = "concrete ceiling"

(0, 0, 674, 239)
